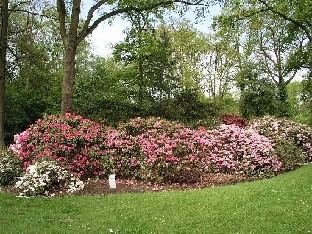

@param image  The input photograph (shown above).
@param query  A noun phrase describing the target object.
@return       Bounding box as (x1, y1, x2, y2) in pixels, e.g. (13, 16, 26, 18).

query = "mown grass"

(1, 164, 312, 234)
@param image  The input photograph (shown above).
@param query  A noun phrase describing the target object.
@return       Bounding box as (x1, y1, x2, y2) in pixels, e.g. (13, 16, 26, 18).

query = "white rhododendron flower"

(15, 160, 84, 197)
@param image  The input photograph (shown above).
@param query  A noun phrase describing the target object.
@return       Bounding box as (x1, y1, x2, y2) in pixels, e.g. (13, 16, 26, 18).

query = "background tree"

(214, 0, 311, 118)
(168, 20, 205, 91)
(73, 56, 133, 125)
(301, 74, 312, 126)
(3, 4, 93, 144)
(113, 18, 220, 122)
(113, 11, 165, 109)
(248, 12, 304, 116)
(4, 6, 62, 144)
(0, 0, 61, 146)
(238, 65, 279, 119)
(199, 28, 238, 109)
(0, 0, 9, 148)
(55, 0, 209, 115)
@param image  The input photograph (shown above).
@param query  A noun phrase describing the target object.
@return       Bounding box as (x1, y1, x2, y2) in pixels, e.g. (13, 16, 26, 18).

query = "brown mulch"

(76, 173, 256, 195)
(1, 173, 256, 196)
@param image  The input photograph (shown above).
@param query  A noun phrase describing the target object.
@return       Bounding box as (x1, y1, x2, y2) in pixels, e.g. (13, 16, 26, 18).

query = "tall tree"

(200, 32, 237, 101)
(114, 13, 179, 106)
(256, 0, 312, 43)
(0, 0, 8, 148)
(248, 13, 302, 116)
(302, 74, 312, 125)
(215, 0, 310, 116)
(56, 0, 209, 115)
(168, 20, 206, 91)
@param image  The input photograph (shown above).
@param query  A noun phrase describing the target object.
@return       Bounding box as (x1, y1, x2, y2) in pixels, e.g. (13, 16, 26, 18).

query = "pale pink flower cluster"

(250, 116, 312, 162)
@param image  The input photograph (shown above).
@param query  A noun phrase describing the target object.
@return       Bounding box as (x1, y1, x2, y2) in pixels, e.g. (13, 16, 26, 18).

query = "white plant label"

(109, 174, 116, 189)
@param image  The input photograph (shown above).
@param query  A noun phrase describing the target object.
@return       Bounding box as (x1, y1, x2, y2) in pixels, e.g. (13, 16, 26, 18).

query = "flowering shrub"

(10, 114, 283, 184)
(100, 128, 140, 179)
(191, 117, 222, 130)
(220, 113, 248, 128)
(15, 160, 84, 197)
(117, 119, 281, 180)
(274, 139, 305, 171)
(250, 116, 312, 163)
(136, 127, 203, 183)
(9, 113, 109, 177)
(0, 151, 23, 186)
(194, 124, 282, 177)
(117, 117, 186, 136)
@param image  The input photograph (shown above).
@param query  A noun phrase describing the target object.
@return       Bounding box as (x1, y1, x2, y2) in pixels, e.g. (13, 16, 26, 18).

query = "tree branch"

(8, 9, 58, 20)
(80, 0, 108, 38)
(257, 0, 312, 42)
(77, 0, 205, 43)
(57, 0, 67, 44)
(68, 0, 81, 46)
(234, 7, 269, 21)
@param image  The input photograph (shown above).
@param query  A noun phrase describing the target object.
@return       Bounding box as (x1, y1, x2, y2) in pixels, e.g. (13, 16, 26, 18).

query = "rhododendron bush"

(220, 113, 249, 128)
(15, 160, 84, 197)
(10, 113, 110, 178)
(0, 151, 23, 186)
(195, 124, 282, 177)
(250, 116, 312, 162)
(10, 114, 283, 184)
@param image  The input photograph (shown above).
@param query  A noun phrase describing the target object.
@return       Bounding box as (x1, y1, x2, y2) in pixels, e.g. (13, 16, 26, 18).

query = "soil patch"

(1, 173, 256, 196)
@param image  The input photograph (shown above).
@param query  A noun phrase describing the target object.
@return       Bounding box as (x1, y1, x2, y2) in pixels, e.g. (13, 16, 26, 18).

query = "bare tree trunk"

(58, 0, 80, 115)
(0, 0, 9, 148)
(61, 43, 77, 115)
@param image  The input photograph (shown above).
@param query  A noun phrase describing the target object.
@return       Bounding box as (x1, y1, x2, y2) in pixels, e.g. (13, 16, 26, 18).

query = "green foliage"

(73, 57, 134, 125)
(250, 116, 312, 164)
(273, 139, 305, 172)
(240, 75, 279, 119)
(0, 150, 23, 186)
(5, 87, 47, 144)
(3, 9, 65, 145)
(113, 18, 180, 105)
(171, 88, 220, 123)
(217, 1, 308, 119)
(73, 54, 219, 126)
(110, 21, 220, 125)
(287, 81, 311, 126)
(302, 74, 312, 126)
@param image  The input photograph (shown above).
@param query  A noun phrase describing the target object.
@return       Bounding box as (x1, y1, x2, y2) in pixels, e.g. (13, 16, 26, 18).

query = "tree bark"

(58, 0, 80, 115)
(61, 43, 77, 114)
(0, 0, 9, 148)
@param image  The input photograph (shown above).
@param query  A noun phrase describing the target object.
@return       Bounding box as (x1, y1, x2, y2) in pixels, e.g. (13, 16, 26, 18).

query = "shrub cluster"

(133, 124, 204, 182)
(196, 124, 282, 177)
(250, 116, 312, 165)
(10, 113, 109, 178)
(117, 116, 186, 136)
(15, 160, 84, 197)
(274, 139, 305, 171)
(220, 113, 249, 128)
(0, 151, 23, 186)
(10, 115, 282, 185)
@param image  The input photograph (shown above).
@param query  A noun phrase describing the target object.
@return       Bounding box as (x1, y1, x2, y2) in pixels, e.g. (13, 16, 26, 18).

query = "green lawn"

(1, 164, 312, 234)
